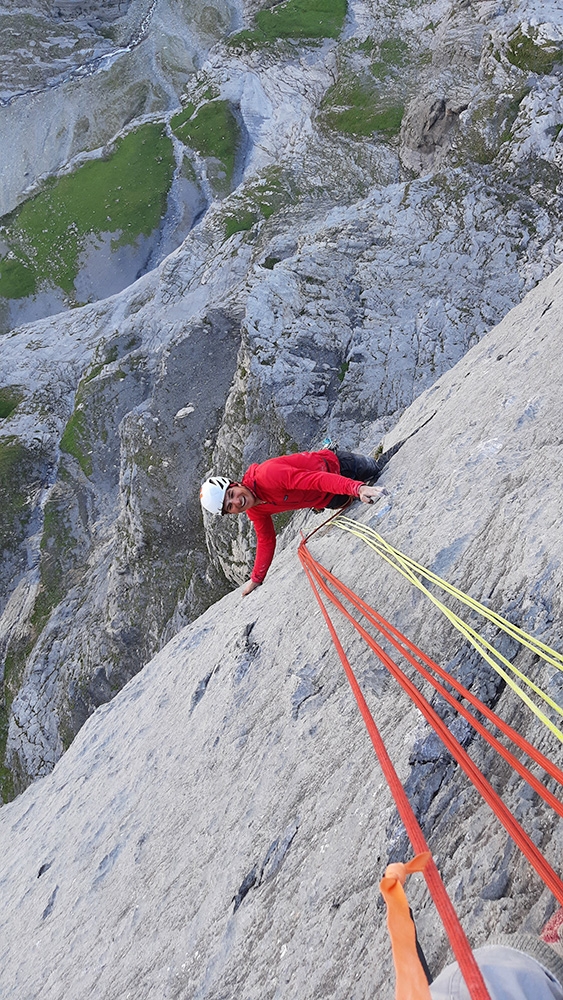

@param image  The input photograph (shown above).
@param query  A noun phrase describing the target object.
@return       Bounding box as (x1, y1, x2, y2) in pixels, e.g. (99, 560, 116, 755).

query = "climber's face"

(222, 483, 258, 515)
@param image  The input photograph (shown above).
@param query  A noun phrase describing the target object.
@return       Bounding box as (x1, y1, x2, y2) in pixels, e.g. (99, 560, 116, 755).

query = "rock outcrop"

(0, 263, 561, 998)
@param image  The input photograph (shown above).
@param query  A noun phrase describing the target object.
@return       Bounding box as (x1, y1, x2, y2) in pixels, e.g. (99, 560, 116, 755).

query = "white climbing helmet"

(200, 476, 231, 515)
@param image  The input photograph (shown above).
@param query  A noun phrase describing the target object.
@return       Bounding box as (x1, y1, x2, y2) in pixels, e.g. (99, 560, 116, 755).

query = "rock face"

(0, 265, 562, 998)
(400, 95, 468, 173)
(2, 0, 563, 796)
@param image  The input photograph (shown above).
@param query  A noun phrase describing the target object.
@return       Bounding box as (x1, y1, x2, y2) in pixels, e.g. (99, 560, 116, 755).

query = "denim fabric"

(323, 450, 380, 509)
(430, 947, 563, 1000)
(335, 450, 380, 481)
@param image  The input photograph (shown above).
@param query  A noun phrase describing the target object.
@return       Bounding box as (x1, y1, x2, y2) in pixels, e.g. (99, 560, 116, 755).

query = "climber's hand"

(358, 485, 388, 505)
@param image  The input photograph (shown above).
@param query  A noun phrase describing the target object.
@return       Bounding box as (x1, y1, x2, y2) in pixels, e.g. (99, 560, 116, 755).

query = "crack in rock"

(190, 671, 214, 714)
(232, 819, 299, 912)
(41, 885, 58, 920)
(292, 665, 323, 719)
(232, 865, 258, 913)
(233, 622, 260, 687)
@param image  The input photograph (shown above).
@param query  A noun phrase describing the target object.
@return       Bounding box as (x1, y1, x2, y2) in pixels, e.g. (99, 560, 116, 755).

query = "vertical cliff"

(0, 263, 561, 998)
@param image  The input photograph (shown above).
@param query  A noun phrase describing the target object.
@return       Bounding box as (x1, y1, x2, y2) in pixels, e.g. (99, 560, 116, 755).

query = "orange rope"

(299, 549, 492, 1000)
(299, 541, 563, 905)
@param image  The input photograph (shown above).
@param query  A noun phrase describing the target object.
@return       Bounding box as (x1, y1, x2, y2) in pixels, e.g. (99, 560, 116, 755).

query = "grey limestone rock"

(0, 264, 562, 997)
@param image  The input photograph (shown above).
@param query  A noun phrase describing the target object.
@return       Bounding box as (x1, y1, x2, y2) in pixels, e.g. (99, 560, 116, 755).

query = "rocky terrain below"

(1, 0, 563, 798)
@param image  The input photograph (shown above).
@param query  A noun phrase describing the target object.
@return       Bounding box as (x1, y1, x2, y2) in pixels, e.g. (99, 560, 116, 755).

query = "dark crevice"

(190, 671, 214, 714)
(385, 627, 518, 862)
(291, 666, 323, 719)
(232, 865, 258, 912)
(41, 885, 58, 920)
(232, 819, 299, 912)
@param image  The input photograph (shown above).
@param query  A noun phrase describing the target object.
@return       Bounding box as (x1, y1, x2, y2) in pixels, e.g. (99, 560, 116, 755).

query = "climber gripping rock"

(200, 445, 400, 596)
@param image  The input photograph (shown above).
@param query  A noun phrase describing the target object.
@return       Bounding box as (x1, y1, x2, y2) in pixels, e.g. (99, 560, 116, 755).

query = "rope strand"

(300, 542, 563, 904)
(299, 547, 492, 1000)
(334, 517, 563, 740)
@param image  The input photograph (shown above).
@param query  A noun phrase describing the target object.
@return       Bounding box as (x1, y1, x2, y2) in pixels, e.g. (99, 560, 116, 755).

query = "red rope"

(298, 551, 493, 1000)
(299, 541, 563, 905)
(321, 557, 563, 786)
(308, 553, 563, 815)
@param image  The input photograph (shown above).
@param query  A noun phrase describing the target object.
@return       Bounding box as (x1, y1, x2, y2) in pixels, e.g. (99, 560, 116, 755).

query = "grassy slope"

(171, 100, 240, 192)
(230, 0, 347, 46)
(0, 123, 175, 299)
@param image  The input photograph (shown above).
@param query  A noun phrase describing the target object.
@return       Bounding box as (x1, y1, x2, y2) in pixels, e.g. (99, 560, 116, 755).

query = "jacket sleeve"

(284, 468, 364, 496)
(247, 510, 277, 584)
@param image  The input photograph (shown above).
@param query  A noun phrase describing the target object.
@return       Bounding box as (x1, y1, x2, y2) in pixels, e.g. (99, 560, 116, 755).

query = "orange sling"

(380, 853, 433, 1000)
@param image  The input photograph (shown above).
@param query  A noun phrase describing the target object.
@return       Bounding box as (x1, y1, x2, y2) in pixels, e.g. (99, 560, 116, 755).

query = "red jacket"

(241, 450, 364, 584)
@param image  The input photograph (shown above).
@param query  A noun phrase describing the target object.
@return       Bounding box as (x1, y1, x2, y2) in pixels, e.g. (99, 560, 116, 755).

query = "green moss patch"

(498, 90, 529, 145)
(0, 490, 81, 800)
(460, 89, 529, 165)
(0, 439, 27, 503)
(83, 343, 119, 384)
(0, 703, 14, 803)
(0, 122, 175, 300)
(229, 0, 346, 47)
(32, 499, 76, 632)
(0, 437, 33, 552)
(171, 102, 196, 131)
(0, 255, 36, 299)
(225, 209, 257, 239)
(221, 167, 297, 240)
(506, 28, 562, 74)
(273, 509, 294, 532)
(0, 387, 24, 419)
(60, 376, 99, 476)
(171, 100, 240, 194)
(321, 77, 404, 137)
(60, 405, 92, 477)
(371, 37, 409, 80)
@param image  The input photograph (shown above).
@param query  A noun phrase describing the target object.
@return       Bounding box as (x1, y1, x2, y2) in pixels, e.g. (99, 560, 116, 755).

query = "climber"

(200, 445, 398, 596)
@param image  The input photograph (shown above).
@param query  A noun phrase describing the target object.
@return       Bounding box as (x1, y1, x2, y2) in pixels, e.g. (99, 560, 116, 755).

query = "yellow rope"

(337, 517, 563, 670)
(334, 515, 563, 742)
